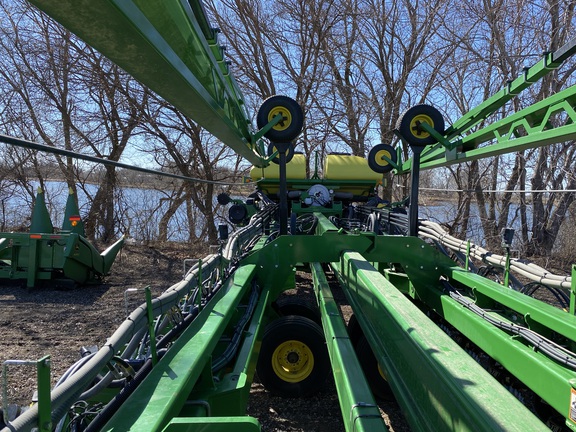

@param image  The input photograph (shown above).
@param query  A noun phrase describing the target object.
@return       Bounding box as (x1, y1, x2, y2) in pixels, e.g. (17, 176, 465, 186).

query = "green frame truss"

(398, 37, 576, 172)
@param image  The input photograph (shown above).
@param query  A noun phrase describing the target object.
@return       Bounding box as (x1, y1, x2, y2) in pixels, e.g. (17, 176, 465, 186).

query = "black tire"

(267, 141, 294, 164)
(347, 314, 363, 347)
(228, 203, 248, 224)
(217, 193, 231, 205)
(396, 104, 444, 147)
(257, 316, 330, 397)
(257, 95, 304, 142)
(368, 143, 397, 174)
(273, 296, 321, 325)
(356, 336, 393, 400)
(367, 213, 380, 234)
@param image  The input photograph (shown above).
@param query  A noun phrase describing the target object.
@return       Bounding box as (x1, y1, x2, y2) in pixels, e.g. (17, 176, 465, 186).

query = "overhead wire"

(411, 185, 576, 193)
(0, 134, 261, 187)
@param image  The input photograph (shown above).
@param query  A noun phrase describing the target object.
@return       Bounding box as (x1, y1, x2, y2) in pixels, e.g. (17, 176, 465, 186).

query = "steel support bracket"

(418, 122, 454, 150)
(2, 357, 51, 432)
(252, 113, 283, 143)
(571, 264, 576, 315)
(311, 262, 386, 432)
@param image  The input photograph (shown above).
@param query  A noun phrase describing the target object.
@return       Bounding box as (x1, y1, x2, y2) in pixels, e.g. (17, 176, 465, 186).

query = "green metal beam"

(183, 286, 270, 419)
(101, 264, 258, 432)
(451, 270, 576, 341)
(397, 38, 576, 173)
(440, 270, 576, 426)
(443, 37, 576, 141)
(310, 262, 386, 432)
(37, 357, 52, 432)
(27, 0, 267, 166)
(331, 251, 549, 432)
(161, 417, 260, 432)
(244, 214, 456, 296)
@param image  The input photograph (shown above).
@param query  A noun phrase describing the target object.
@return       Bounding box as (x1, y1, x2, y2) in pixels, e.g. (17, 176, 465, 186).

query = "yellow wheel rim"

(377, 362, 387, 381)
(409, 114, 434, 139)
(271, 340, 314, 383)
(374, 149, 392, 167)
(268, 106, 292, 132)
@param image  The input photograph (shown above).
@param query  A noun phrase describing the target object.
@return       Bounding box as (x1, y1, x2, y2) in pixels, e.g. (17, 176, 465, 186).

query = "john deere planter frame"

(2, 1, 576, 432)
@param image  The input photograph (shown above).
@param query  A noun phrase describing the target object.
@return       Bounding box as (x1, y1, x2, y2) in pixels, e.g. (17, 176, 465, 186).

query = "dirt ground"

(0, 242, 409, 431)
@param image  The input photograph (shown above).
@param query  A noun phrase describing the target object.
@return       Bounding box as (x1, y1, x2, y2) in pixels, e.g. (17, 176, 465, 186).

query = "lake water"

(0, 181, 219, 242)
(0, 180, 546, 247)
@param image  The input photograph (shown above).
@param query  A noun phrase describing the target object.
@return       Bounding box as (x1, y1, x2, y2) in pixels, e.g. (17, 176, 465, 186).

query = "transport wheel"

(396, 104, 445, 146)
(273, 296, 321, 325)
(356, 336, 394, 400)
(257, 315, 330, 397)
(267, 141, 294, 164)
(368, 143, 397, 173)
(257, 95, 304, 142)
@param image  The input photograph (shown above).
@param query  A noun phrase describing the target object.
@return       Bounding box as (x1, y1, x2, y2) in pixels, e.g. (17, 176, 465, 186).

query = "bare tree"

(140, 94, 242, 244)
(3, 0, 576, 257)
(354, 0, 457, 199)
(74, 46, 148, 241)
(207, 0, 343, 172)
(433, 0, 576, 252)
(0, 2, 148, 242)
(525, 0, 576, 255)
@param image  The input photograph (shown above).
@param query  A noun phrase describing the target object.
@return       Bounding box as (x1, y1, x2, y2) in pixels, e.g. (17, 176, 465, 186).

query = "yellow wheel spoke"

(268, 106, 292, 131)
(409, 114, 434, 138)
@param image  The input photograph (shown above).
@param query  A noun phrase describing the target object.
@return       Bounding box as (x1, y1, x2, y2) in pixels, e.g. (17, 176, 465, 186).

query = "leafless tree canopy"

(0, 0, 576, 258)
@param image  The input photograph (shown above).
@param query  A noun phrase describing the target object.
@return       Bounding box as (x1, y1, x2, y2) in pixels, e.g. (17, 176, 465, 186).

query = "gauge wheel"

(396, 104, 445, 146)
(273, 296, 321, 325)
(356, 336, 394, 400)
(217, 193, 231, 205)
(257, 95, 304, 142)
(257, 315, 330, 397)
(368, 143, 397, 173)
(267, 141, 294, 164)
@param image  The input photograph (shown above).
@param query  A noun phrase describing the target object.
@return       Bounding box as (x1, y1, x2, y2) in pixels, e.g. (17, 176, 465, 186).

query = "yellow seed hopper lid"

(323, 154, 382, 181)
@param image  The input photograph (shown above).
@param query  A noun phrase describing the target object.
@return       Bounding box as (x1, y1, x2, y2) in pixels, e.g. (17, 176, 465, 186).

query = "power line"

(0, 134, 256, 187)
(409, 186, 576, 193)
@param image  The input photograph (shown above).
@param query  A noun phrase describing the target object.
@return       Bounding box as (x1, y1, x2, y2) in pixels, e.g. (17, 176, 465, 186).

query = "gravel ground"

(0, 242, 409, 431)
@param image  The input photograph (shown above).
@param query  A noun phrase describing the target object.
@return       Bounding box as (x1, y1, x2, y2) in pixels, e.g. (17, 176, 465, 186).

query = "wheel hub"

(268, 107, 291, 131)
(374, 149, 392, 167)
(409, 114, 434, 138)
(287, 351, 300, 364)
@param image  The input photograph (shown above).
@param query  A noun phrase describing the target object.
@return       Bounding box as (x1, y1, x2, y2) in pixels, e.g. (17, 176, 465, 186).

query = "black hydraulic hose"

(441, 279, 576, 370)
(79, 304, 203, 422)
(223, 204, 276, 259)
(211, 283, 259, 372)
(155, 305, 200, 349)
(520, 282, 569, 310)
(2, 257, 221, 432)
(83, 352, 160, 432)
(297, 214, 317, 235)
(84, 297, 211, 430)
